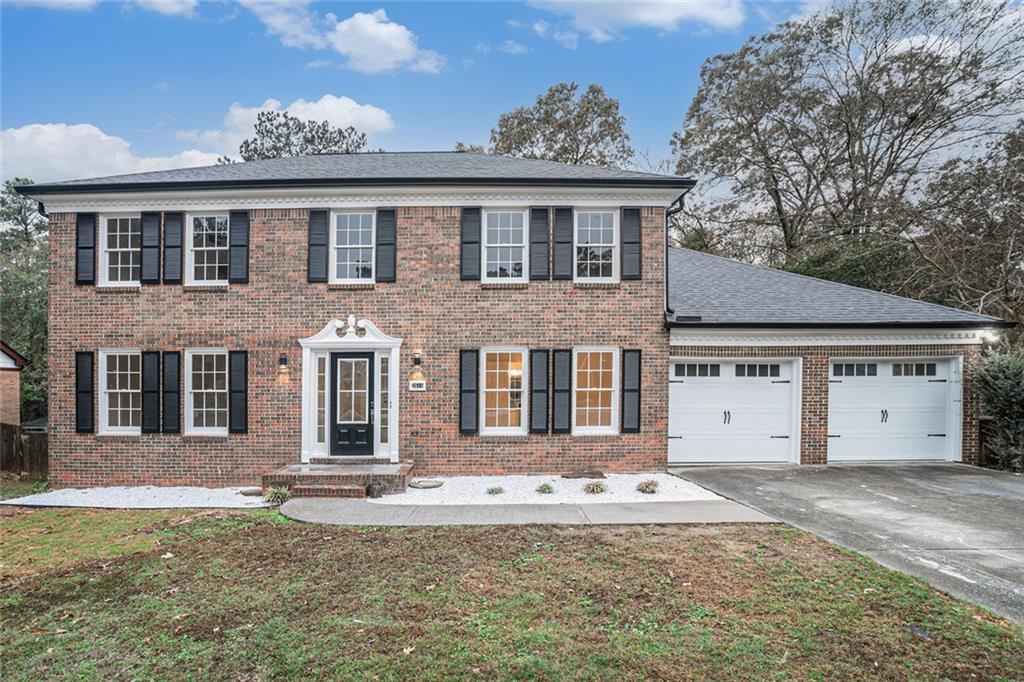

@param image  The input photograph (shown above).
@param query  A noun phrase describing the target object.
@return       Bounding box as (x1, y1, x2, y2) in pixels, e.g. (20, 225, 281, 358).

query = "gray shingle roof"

(21, 151, 693, 194)
(667, 247, 1008, 328)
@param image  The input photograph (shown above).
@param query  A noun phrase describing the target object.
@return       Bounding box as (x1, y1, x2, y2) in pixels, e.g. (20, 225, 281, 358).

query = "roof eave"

(663, 317, 1016, 330)
(16, 176, 696, 196)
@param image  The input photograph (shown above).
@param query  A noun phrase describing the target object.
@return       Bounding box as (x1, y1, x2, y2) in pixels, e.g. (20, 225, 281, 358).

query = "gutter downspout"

(664, 189, 691, 318)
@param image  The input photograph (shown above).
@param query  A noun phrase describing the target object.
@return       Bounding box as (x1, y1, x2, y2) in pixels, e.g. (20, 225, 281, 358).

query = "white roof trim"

(299, 315, 403, 351)
(669, 327, 1001, 348)
(33, 185, 679, 213)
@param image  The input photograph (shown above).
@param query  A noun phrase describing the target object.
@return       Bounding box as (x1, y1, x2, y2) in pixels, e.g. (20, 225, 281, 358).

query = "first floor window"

(575, 210, 617, 281)
(186, 350, 228, 434)
(102, 215, 141, 285)
(188, 214, 229, 284)
(481, 348, 527, 434)
(573, 348, 619, 434)
(333, 212, 375, 282)
(482, 210, 527, 281)
(100, 351, 141, 433)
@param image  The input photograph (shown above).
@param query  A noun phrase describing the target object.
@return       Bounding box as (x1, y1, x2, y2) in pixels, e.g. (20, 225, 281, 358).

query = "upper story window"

(99, 215, 141, 286)
(480, 348, 527, 435)
(186, 214, 230, 285)
(98, 350, 141, 434)
(575, 210, 618, 282)
(185, 349, 228, 435)
(332, 212, 375, 283)
(482, 210, 527, 282)
(573, 347, 619, 434)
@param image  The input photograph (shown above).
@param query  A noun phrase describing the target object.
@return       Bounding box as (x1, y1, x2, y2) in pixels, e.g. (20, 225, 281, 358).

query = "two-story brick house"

(18, 152, 1010, 495)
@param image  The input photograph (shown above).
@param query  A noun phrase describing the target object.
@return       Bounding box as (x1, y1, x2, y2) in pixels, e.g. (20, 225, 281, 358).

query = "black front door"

(329, 352, 374, 456)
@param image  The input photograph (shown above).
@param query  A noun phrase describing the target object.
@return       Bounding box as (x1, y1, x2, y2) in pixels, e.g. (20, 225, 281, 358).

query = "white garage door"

(828, 359, 954, 461)
(668, 360, 797, 464)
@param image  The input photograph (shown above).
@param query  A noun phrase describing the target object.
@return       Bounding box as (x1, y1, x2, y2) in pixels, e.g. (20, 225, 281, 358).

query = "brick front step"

(310, 457, 393, 466)
(262, 460, 414, 495)
(291, 483, 366, 498)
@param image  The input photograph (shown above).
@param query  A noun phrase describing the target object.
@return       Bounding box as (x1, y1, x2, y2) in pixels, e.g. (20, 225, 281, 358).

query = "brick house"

(17, 153, 1011, 494)
(0, 341, 29, 426)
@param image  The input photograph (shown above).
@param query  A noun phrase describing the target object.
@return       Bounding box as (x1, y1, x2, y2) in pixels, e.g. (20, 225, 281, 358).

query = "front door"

(329, 352, 374, 456)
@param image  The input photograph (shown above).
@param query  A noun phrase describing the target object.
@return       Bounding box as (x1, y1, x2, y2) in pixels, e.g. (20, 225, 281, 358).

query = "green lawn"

(1, 508, 1022, 681)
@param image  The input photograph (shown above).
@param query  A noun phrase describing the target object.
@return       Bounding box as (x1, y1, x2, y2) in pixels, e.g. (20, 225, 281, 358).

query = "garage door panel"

(668, 360, 796, 465)
(828, 359, 953, 462)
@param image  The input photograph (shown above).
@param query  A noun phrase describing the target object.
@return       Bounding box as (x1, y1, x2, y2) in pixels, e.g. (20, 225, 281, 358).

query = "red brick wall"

(48, 207, 669, 487)
(667, 344, 982, 465)
(0, 370, 19, 425)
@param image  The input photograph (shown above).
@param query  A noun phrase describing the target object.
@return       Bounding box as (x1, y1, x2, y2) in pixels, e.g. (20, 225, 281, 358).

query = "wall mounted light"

(409, 348, 426, 391)
(276, 354, 290, 385)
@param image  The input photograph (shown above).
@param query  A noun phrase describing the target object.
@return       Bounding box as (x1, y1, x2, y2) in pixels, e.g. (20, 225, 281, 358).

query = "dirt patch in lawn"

(1, 510, 1021, 681)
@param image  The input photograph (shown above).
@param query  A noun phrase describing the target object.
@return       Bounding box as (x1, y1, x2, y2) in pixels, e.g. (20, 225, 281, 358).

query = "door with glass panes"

(329, 352, 374, 456)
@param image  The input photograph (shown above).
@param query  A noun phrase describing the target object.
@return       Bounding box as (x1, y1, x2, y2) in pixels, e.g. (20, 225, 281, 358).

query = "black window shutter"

(162, 351, 181, 433)
(75, 351, 94, 433)
(621, 208, 642, 280)
(529, 207, 550, 280)
(228, 211, 249, 283)
(163, 212, 183, 283)
(621, 349, 642, 433)
(460, 208, 481, 280)
(308, 209, 329, 282)
(551, 349, 572, 432)
(552, 207, 574, 280)
(228, 350, 248, 434)
(459, 349, 479, 434)
(376, 208, 397, 282)
(140, 212, 161, 284)
(529, 349, 550, 433)
(141, 351, 161, 432)
(75, 213, 97, 285)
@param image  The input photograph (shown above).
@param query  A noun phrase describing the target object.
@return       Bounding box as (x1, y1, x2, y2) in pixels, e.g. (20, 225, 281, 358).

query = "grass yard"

(1, 508, 1022, 681)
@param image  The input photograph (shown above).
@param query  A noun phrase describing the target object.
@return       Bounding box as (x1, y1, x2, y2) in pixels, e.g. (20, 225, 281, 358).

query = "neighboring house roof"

(21, 416, 47, 432)
(0, 341, 29, 370)
(666, 247, 1012, 329)
(17, 151, 695, 195)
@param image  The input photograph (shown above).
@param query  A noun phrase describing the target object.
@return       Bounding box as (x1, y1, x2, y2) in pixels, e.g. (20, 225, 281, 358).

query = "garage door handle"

(927, 433, 946, 437)
(770, 435, 789, 439)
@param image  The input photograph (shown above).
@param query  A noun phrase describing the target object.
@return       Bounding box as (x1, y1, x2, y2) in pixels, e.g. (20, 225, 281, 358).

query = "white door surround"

(667, 357, 803, 465)
(299, 316, 402, 462)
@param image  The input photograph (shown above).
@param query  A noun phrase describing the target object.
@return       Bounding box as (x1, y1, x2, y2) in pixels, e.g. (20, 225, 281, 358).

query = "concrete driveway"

(671, 464, 1024, 623)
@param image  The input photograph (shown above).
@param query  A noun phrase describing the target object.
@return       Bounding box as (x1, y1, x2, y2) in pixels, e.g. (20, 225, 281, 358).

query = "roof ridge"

(669, 246, 1001, 322)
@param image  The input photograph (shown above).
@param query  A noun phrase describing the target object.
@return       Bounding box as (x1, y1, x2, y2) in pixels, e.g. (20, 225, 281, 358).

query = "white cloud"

(6, 0, 98, 9)
(498, 40, 530, 55)
(1, 123, 220, 183)
(175, 94, 395, 155)
(237, 0, 327, 48)
(530, 0, 745, 41)
(532, 19, 550, 36)
(135, 0, 196, 17)
(326, 9, 444, 73)
(304, 59, 334, 70)
(553, 30, 578, 49)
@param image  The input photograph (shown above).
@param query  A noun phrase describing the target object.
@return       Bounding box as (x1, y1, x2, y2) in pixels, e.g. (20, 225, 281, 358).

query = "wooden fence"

(0, 423, 48, 480)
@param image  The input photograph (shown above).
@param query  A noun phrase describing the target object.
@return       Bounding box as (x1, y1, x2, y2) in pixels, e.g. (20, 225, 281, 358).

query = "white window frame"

(481, 209, 529, 283)
(184, 348, 229, 437)
(98, 213, 142, 287)
(98, 349, 142, 435)
(329, 210, 376, 284)
(573, 209, 619, 284)
(479, 346, 529, 436)
(185, 212, 230, 286)
(572, 346, 620, 435)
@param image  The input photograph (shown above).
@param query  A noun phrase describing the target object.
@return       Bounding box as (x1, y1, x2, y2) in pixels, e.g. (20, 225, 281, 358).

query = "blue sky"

(1, 1, 805, 182)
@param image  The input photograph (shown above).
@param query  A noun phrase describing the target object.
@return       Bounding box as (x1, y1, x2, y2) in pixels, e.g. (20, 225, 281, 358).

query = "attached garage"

(827, 358, 960, 462)
(668, 359, 800, 464)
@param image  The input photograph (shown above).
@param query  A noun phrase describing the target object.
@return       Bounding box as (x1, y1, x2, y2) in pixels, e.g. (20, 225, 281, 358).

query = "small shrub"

(486, 486, 504, 496)
(365, 479, 387, 499)
(973, 348, 1024, 471)
(636, 479, 659, 495)
(535, 482, 554, 495)
(30, 479, 50, 495)
(263, 487, 290, 505)
(583, 481, 606, 495)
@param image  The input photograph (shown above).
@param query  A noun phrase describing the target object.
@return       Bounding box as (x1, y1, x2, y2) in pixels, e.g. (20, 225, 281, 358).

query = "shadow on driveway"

(671, 463, 1024, 624)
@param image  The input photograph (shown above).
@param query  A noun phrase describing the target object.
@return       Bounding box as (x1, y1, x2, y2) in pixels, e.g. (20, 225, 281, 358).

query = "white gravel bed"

(0, 486, 269, 509)
(369, 473, 722, 506)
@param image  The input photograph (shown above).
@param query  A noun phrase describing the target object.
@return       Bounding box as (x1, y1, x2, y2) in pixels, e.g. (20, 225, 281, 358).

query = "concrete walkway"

(280, 498, 776, 526)
(673, 463, 1024, 624)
